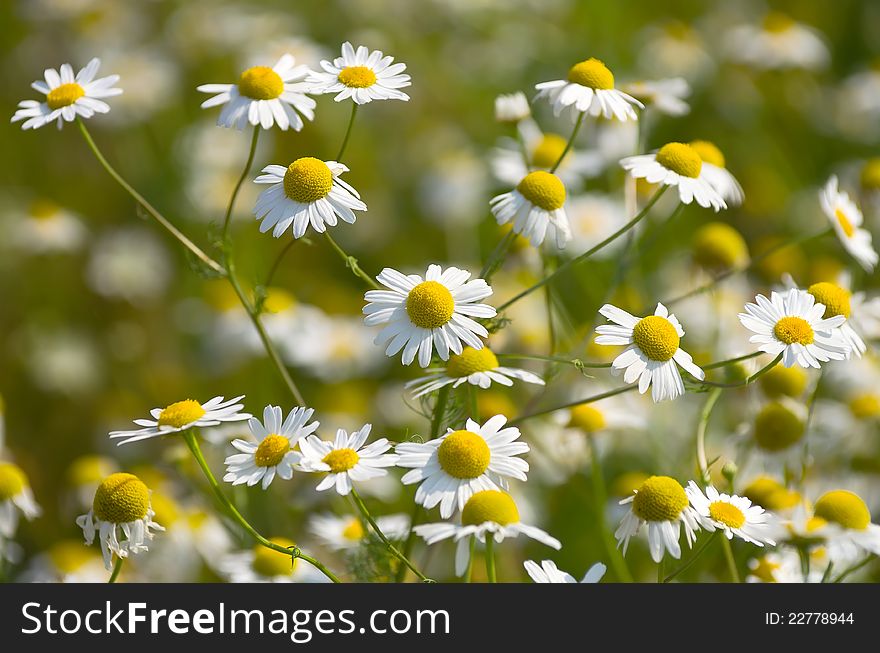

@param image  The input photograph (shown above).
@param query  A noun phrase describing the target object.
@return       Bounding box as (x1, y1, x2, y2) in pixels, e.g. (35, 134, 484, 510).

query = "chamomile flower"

(298, 424, 398, 496)
(494, 91, 530, 123)
(0, 462, 41, 537)
(535, 57, 643, 121)
(620, 142, 727, 211)
(615, 475, 700, 562)
(396, 415, 528, 518)
(223, 405, 318, 490)
(10, 199, 86, 254)
(803, 282, 866, 358)
(109, 396, 250, 446)
(524, 559, 607, 584)
(820, 176, 878, 272)
(688, 140, 744, 206)
(595, 302, 704, 402)
(20, 540, 107, 583)
(812, 490, 880, 562)
(724, 12, 829, 71)
(197, 54, 315, 131)
(738, 289, 850, 368)
(76, 473, 164, 570)
(414, 490, 561, 577)
(404, 345, 544, 398)
(12, 57, 121, 130)
(363, 264, 496, 368)
(490, 171, 571, 247)
(309, 513, 409, 552)
(252, 158, 367, 239)
(619, 78, 691, 116)
(306, 42, 410, 104)
(685, 482, 776, 546)
(218, 537, 329, 583)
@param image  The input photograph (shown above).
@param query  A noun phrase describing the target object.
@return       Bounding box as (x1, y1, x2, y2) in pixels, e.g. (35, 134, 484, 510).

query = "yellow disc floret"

(849, 393, 880, 419)
(632, 475, 688, 522)
(516, 171, 566, 211)
(322, 448, 359, 474)
(750, 556, 781, 583)
(252, 537, 296, 577)
(835, 209, 856, 238)
(446, 346, 498, 378)
(238, 66, 284, 100)
(813, 490, 871, 531)
(763, 11, 795, 33)
(773, 316, 814, 345)
(406, 280, 455, 329)
(0, 463, 28, 501)
(531, 133, 569, 169)
(753, 402, 804, 452)
(632, 315, 680, 361)
(67, 455, 114, 487)
(859, 158, 880, 191)
(283, 157, 334, 204)
(567, 58, 614, 90)
(759, 365, 808, 399)
(567, 405, 606, 434)
(656, 142, 702, 178)
(342, 518, 365, 541)
(807, 282, 851, 319)
(93, 473, 150, 524)
(254, 434, 291, 467)
(689, 140, 726, 168)
(709, 501, 746, 529)
(437, 430, 491, 479)
(157, 399, 206, 429)
(461, 490, 519, 526)
(692, 222, 749, 270)
(46, 82, 85, 110)
(338, 66, 377, 88)
(743, 476, 801, 510)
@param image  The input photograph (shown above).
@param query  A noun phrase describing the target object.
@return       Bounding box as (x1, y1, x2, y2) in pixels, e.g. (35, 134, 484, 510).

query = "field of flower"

(1, 0, 879, 584)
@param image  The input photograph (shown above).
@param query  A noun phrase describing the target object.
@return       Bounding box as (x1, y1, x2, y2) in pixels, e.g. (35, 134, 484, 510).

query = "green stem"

(833, 555, 875, 583)
(657, 558, 665, 583)
(465, 536, 476, 583)
(394, 501, 423, 583)
(587, 436, 633, 582)
(720, 537, 740, 583)
(222, 125, 260, 247)
(821, 561, 835, 583)
(695, 388, 722, 485)
(663, 533, 718, 582)
(108, 557, 124, 583)
(264, 238, 299, 290)
(467, 384, 479, 419)
(480, 229, 517, 282)
(511, 385, 638, 424)
(497, 353, 612, 367)
(429, 385, 451, 438)
(336, 103, 358, 161)
(181, 431, 340, 583)
(701, 351, 762, 370)
(76, 118, 225, 275)
(696, 353, 783, 389)
(543, 253, 557, 357)
(497, 186, 668, 312)
(485, 534, 497, 583)
(325, 232, 380, 289)
(549, 111, 584, 173)
(350, 487, 432, 582)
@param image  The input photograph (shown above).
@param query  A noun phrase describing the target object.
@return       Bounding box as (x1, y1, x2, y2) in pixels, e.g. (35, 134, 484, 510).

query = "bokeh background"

(2, 0, 879, 582)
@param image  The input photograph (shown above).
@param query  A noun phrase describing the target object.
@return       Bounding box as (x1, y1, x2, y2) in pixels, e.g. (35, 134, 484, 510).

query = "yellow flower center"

(567, 58, 614, 90)
(322, 448, 359, 473)
(632, 315, 679, 361)
(406, 280, 455, 329)
(531, 133, 569, 169)
(238, 66, 284, 100)
(763, 11, 795, 33)
(708, 501, 746, 529)
(849, 393, 880, 419)
(67, 455, 113, 486)
(754, 402, 804, 452)
(632, 476, 688, 522)
(342, 518, 365, 541)
(254, 434, 291, 467)
(46, 82, 85, 110)
(806, 516, 827, 533)
(252, 537, 296, 577)
(655, 142, 702, 179)
(446, 346, 498, 377)
(835, 209, 855, 238)
(157, 399, 206, 429)
(807, 282, 851, 319)
(516, 171, 566, 211)
(437, 430, 491, 479)
(461, 490, 520, 526)
(692, 222, 748, 270)
(29, 199, 60, 220)
(149, 493, 179, 526)
(743, 476, 801, 511)
(750, 556, 781, 583)
(567, 405, 606, 434)
(93, 473, 150, 524)
(49, 541, 98, 574)
(263, 287, 297, 313)
(0, 463, 28, 501)
(859, 158, 880, 190)
(688, 140, 726, 168)
(759, 365, 808, 399)
(283, 157, 334, 204)
(814, 490, 871, 531)
(612, 471, 650, 498)
(773, 316, 814, 345)
(338, 66, 377, 88)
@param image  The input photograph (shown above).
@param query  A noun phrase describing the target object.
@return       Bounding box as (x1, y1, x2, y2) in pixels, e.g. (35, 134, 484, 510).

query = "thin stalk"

(467, 384, 479, 419)
(496, 353, 611, 368)
(511, 385, 638, 424)
(485, 534, 497, 583)
(695, 388, 722, 485)
(222, 125, 260, 246)
(833, 555, 875, 583)
(465, 536, 476, 583)
(336, 103, 359, 161)
(480, 229, 517, 282)
(720, 537, 740, 583)
(325, 232, 380, 289)
(587, 436, 633, 582)
(429, 385, 451, 438)
(657, 558, 665, 584)
(821, 562, 835, 583)
(701, 351, 762, 371)
(108, 557, 124, 583)
(663, 533, 718, 582)
(549, 111, 584, 173)
(264, 238, 299, 290)
(697, 353, 782, 389)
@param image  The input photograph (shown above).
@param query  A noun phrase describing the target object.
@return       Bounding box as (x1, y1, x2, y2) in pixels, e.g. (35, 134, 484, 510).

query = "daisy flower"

(494, 91, 530, 123)
(524, 559, 607, 584)
(803, 282, 866, 358)
(490, 171, 571, 248)
(737, 289, 850, 368)
(12, 57, 121, 130)
(685, 482, 776, 546)
(619, 78, 691, 116)
(0, 462, 41, 537)
(10, 199, 86, 254)
(197, 55, 315, 131)
(615, 475, 700, 562)
(812, 490, 880, 562)
(20, 540, 107, 584)
(309, 513, 410, 552)
(688, 140, 744, 206)
(620, 142, 727, 211)
(109, 396, 250, 446)
(298, 424, 398, 496)
(535, 57, 643, 121)
(595, 302, 704, 402)
(750, 399, 807, 454)
(218, 537, 329, 583)
(819, 175, 877, 272)
(691, 222, 749, 272)
(306, 42, 410, 104)
(404, 345, 544, 398)
(76, 473, 164, 570)
(223, 405, 318, 489)
(362, 264, 496, 368)
(396, 415, 528, 518)
(252, 157, 367, 239)
(414, 490, 560, 577)
(724, 12, 829, 71)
